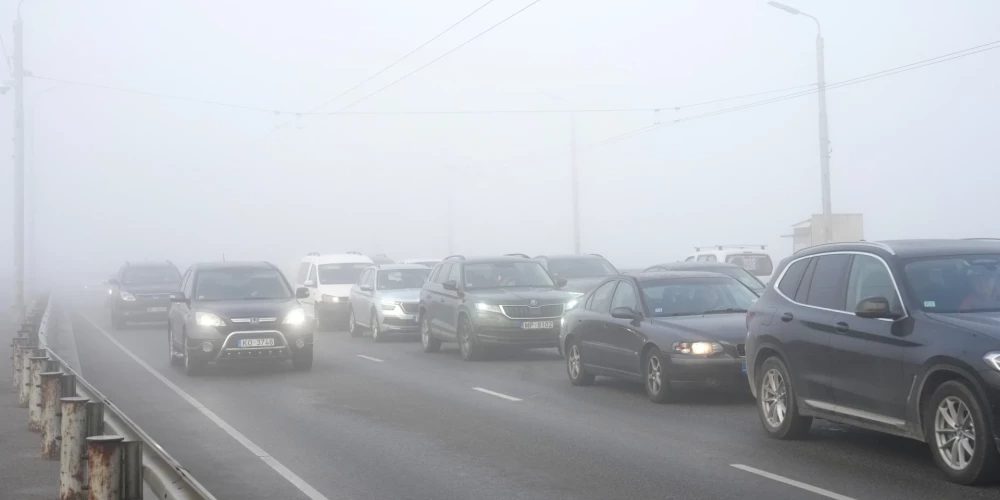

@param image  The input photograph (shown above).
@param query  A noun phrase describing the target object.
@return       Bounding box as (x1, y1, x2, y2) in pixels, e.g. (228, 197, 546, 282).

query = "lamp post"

(541, 93, 580, 254)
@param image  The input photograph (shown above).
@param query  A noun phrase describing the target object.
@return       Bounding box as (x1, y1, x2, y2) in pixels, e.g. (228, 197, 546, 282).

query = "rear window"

(726, 253, 774, 277)
(318, 263, 369, 285)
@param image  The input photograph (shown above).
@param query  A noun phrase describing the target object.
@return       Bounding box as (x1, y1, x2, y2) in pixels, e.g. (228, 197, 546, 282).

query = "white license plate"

(147, 307, 167, 313)
(238, 338, 275, 347)
(521, 321, 554, 330)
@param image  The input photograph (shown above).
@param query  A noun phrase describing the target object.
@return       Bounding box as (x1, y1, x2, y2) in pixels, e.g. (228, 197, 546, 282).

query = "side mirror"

(359, 284, 373, 292)
(442, 280, 458, 291)
(303, 280, 317, 288)
(855, 296, 900, 320)
(295, 287, 310, 299)
(170, 293, 187, 303)
(611, 306, 639, 320)
(555, 277, 568, 288)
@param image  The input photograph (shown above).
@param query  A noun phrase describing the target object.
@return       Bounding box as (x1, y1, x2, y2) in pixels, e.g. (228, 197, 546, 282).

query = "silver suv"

(347, 264, 431, 342)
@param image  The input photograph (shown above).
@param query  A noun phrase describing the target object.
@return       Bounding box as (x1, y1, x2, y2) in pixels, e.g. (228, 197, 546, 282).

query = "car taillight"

(746, 310, 755, 330)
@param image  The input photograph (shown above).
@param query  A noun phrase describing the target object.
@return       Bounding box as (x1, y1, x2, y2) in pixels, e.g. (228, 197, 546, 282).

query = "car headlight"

(119, 291, 136, 302)
(380, 300, 399, 311)
(195, 312, 226, 327)
(566, 299, 579, 310)
(322, 295, 343, 303)
(283, 308, 307, 325)
(475, 303, 501, 314)
(985, 352, 1000, 372)
(672, 341, 723, 355)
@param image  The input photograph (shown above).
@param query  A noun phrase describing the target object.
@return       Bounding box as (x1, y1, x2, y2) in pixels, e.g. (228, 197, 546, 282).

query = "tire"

(458, 316, 485, 362)
(292, 347, 313, 372)
(182, 333, 205, 376)
(112, 312, 126, 330)
(348, 308, 363, 337)
(565, 339, 595, 386)
(644, 347, 673, 403)
(420, 314, 440, 353)
(168, 325, 182, 366)
(925, 380, 1000, 485)
(316, 307, 328, 333)
(371, 311, 386, 343)
(756, 356, 812, 439)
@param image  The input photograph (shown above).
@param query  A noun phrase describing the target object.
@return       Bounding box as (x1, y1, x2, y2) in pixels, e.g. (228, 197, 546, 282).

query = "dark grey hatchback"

(746, 239, 1000, 485)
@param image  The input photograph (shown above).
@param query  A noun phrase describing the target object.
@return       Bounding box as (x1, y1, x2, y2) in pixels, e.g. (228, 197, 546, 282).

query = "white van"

(684, 245, 775, 284)
(294, 252, 374, 329)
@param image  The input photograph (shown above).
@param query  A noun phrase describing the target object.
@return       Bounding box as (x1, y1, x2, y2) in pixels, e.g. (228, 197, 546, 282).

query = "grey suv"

(347, 264, 431, 342)
(418, 256, 576, 361)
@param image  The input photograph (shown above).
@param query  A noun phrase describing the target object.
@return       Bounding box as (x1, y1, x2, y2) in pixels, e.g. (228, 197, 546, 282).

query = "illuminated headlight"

(475, 303, 501, 314)
(195, 312, 226, 327)
(566, 299, 579, 310)
(321, 295, 343, 303)
(672, 341, 723, 355)
(119, 291, 136, 302)
(283, 308, 307, 325)
(985, 352, 1000, 372)
(107, 289, 113, 295)
(380, 300, 400, 311)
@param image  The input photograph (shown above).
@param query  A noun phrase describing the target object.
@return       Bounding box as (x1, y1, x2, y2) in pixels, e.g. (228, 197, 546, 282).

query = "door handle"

(835, 321, 849, 333)
(780, 312, 793, 322)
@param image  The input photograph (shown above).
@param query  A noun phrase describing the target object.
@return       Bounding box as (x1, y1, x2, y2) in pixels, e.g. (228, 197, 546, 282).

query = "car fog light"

(296, 338, 305, 348)
(201, 341, 214, 352)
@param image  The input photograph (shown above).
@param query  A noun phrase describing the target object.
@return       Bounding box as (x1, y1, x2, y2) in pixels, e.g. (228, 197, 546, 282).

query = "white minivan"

(294, 252, 374, 330)
(684, 245, 775, 284)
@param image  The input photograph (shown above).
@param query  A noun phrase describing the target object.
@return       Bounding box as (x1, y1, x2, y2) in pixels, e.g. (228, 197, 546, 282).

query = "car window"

(846, 254, 902, 314)
(610, 281, 639, 311)
(447, 264, 462, 284)
(121, 266, 181, 285)
(180, 268, 193, 296)
(296, 262, 310, 284)
(546, 258, 617, 278)
(366, 269, 377, 288)
(685, 256, 695, 262)
(356, 269, 369, 287)
(724, 267, 765, 291)
(307, 264, 318, 284)
(377, 269, 430, 290)
(193, 268, 292, 301)
(587, 281, 618, 314)
(904, 255, 1000, 313)
(725, 253, 774, 277)
(435, 263, 453, 284)
(463, 261, 555, 289)
(317, 263, 368, 285)
(777, 258, 809, 298)
(697, 255, 717, 262)
(803, 254, 851, 310)
(640, 277, 758, 317)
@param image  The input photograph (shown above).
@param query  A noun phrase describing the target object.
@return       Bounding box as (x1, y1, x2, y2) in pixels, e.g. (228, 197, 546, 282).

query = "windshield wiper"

(702, 308, 748, 315)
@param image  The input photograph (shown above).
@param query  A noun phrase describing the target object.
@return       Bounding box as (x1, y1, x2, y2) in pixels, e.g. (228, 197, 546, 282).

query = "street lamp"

(541, 93, 580, 254)
(769, 1, 833, 244)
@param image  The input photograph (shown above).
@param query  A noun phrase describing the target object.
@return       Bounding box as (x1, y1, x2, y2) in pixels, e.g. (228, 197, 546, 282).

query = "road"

(65, 292, 998, 500)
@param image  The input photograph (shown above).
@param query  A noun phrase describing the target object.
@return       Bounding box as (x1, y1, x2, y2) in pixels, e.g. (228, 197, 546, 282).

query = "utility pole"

(815, 33, 833, 244)
(12, 10, 25, 321)
(569, 111, 580, 254)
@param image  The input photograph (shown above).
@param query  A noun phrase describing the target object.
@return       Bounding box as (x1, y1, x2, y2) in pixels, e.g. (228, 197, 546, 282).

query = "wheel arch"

(915, 359, 994, 438)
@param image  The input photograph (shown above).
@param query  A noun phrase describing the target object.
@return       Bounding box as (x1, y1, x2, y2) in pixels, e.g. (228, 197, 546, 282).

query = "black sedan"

(559, 271, 756, 403)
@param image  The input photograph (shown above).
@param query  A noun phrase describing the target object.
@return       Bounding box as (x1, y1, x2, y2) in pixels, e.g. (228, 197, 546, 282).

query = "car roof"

(628, 270, 739, 281)
(449, 256, 541, 264)
(794, 239, 1000, 260)
(122, 260, 174, 268)
(536, 254, 606, 260)
(371, 264, 431, 271)
(193, 261, 276, 271)
(401, 258, 439, 263)
(309, 253, 374, 265)
(648, 262, 743, 270)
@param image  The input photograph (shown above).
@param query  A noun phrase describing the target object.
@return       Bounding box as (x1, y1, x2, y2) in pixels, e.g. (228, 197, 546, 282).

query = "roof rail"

(589, 253, 604, 258)
(504, 253, 531, 258)
(346, 251, 363, 256)
(443, 254, 465, 261)
(793, 241, 896, 256)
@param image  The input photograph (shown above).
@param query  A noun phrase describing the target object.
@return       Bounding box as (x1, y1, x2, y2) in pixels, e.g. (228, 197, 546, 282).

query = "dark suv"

(109, 261, 182, 329)
(167, 262, 313, 374)
(746, 240, 1000, 485)
(418, 255, 576, 361)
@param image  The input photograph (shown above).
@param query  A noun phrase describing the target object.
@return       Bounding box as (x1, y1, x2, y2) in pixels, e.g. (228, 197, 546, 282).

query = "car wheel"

(182, 333, 204, 376)
(168, 325, 182, 366)
(566, 340, 595, 386)
(756, 356, 811, 439)
(420, 315, 440, 353)
(371, 310, 386, 343)
(644, 347, 672, 403)
(458, 317, 484, 362)
(925, 380, 1000, 485)
(348, 308, 362, 337)
(292, 347, 313, 372)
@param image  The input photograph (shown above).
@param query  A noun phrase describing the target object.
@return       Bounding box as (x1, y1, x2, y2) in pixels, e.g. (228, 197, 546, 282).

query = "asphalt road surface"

(66, 292, 999, 500)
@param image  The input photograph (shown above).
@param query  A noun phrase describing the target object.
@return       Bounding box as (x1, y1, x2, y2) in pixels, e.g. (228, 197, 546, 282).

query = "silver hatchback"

(347, 264, 431, 342)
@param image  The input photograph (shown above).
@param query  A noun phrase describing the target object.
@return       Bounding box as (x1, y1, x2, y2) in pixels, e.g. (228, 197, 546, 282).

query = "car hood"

(927, 312, 1000, 341)
(648, 314, 748, 344)
(121, 283, 181, 294)
(560, 277, 608, 294)
(469, 287, 575, 304)
(317, 284, 353, 298)
(194, 299, 300, 320)
(377, 289, 421, 303)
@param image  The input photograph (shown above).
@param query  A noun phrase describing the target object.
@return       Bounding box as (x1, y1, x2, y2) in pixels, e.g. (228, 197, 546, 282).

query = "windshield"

(723, 267, 765, 291)
(639, 277, 758, 317)
(547, 258, 617, 278)
(194, 268, 291, 301)
(904, 255, 1000, 313)
(725, 253, 774, 277)
(464, 261, 555, 289)
(377, 269, 430, 290)
(122, 266, 180, 285)
(318, 263, 369, 285)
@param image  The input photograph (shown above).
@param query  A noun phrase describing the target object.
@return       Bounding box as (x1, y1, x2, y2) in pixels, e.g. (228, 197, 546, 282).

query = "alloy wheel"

(646, 355, 662, 394)
(371, 312, 380, 341)
(935, 396, 976, 470)
(420, 319, 430, 347)
(568, 345, 582, 379)
(348, 310, 355, 334)
(459, 326, 471, 357)
(761, 368, 787, 428)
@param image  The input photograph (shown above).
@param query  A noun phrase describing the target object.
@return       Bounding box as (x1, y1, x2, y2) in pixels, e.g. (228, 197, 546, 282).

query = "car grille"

(399, 302, 418, 314)
(133, 293, 173, 300)
(231, 317, 277, 324)
(500, 304, 564, 319)
(736, 344, 746, 357)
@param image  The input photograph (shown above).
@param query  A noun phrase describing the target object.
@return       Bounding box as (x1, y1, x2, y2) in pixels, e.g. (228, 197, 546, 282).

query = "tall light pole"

(542, 93, 580, 254)
(11, 4, 26, 321)
(769, 1, 833, 244)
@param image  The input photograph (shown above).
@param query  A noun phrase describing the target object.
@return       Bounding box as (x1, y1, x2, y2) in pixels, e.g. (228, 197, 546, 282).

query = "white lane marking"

(355, 354, 384, 363)
(80, 314, 331, 500)
(472, 387, 522, 402)
(730, 464, 856, 500)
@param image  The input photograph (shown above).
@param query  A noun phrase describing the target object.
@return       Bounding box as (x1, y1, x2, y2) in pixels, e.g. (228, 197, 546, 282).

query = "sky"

(0, 0, 998, 288)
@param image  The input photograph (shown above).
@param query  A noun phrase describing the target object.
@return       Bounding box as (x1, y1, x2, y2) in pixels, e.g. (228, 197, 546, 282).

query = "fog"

(1, 0, 998, 288)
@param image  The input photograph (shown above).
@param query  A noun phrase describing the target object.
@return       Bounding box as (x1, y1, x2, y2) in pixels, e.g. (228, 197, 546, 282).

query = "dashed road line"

(356, 354, 384, 363)
(472, 387, 522, 402)
(730, 464, 856, 500)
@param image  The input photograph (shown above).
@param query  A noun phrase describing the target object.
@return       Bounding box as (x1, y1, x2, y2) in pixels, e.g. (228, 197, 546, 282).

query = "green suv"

(418, 255, 577, 361)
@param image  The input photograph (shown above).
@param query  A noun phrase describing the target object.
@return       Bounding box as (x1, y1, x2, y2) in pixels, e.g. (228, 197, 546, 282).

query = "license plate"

(521, 321, 554, 330)
(238, 338, 275, 347)
(741, 362, 747, 375)
(147, 307, 167, 313)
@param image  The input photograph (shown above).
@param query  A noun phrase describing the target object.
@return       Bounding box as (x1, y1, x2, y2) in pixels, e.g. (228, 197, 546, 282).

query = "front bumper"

(380, 312, 419, 332)
(186, 326, 314, 362)
(473, 312, 561, 347)
(670, 356, 748, 385)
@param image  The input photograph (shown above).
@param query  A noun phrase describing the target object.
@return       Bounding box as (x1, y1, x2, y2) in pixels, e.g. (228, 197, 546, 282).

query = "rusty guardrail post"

(28, 355, 49, 431)
(40, 371, 63, 459)
(19, 346, 39, 407)
(122, 440, 144, 500)
(12, 336, 29, 392)
(60, 396, 89, 500)
(86, 435, 124, 500)
(61, 373, 77, 399)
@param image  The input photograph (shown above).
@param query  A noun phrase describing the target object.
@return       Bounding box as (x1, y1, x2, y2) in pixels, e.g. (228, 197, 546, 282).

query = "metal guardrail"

(11, 295, 216, 500)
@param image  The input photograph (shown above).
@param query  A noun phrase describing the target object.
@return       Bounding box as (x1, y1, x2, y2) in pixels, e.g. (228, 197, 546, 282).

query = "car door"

(349, 269, 370, 324)
(427, 263, 453, 334)
(828, 253, 908, 422)
(171, 269, 197, 350)
(295, 262, 316, 320)
(576, 280, 619, 370)
(601, 279, 646, 376)
(438, 263, 464, 338)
